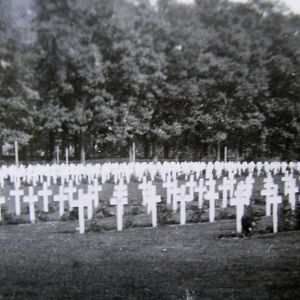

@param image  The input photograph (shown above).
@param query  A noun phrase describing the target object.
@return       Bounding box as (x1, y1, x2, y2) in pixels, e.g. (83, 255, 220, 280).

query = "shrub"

(2, 205, 28, 224)
(157, 202, 175, 225)
(279, 200, 299, 231)
(37, 212, 49, 222)
(188, 204, 205, 223)
(242, 206, 258, 236)
(88, 220, 110, 232)
(60, 208, 78, 221)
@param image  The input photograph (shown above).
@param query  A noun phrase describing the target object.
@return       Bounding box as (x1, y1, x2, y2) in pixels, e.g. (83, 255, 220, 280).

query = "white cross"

(227, 172, 236, 199)
(37, 182, 52, 213)
(139, 180, 155, 214)
(231, 182, 250, 233)
(162, 175, 177, 205)
(185, 174, 197, 201)
(285, 179, 298, 211)
(87, 180, 102, 208)
(204, 178, 219, 223)
(261, 182, 282, 233)
(281, 172, 291, 195)
(70, 189, 92, 234)
(0, 196, 5, 222)
(138, 176, 150, 200)
(64, 180, 77, 211)
(176, 184, 192, 225)
(110, 182, 128, 231)
(23, 186, 39, 224)
(218, 177, 230, 208)
(194, 178, 206, 208)
(9, 181, 24, 215)
(244, 175, 255, 198)
(261, 182, 277, 216)
(53, 186, 69, 217)
(142, 184, 161, 227)
(269, 193, 282, 233)
(82, 190, 94, 220)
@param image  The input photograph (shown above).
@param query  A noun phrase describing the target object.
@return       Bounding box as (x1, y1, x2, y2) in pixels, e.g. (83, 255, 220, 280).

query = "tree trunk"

(74, 135, 81, 161)
(0, 137, 3, 160)
(81, 145, 86, 165)
(49, 131, 55, 162)
(143, 140, 150, 159)
(129, 144, 133, 162)
(217, 141, 221, 162)
(164, 144, 169, 159)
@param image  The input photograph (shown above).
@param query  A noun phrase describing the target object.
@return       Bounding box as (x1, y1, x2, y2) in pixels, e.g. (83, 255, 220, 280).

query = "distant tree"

(0, 0, 35, 158)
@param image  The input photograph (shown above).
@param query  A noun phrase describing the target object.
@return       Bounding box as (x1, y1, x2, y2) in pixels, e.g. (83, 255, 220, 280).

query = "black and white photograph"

(0, 0, 300, 299)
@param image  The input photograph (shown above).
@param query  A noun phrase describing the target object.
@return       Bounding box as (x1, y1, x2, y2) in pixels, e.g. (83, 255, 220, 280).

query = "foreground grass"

(0, 220, 299, 300)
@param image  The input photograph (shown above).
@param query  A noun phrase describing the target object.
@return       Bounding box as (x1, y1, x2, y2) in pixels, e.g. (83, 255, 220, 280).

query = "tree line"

(0, 0, 299, 162)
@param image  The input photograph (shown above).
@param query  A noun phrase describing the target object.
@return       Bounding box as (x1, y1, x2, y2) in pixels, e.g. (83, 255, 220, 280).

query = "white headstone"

(87, 180, 102, 208)
(110, 181, 128, 231)
(9, 181, 24, 215)
(261, 179, 276, 216)
(194, 178, 206, 208)
(177, 184, 192, 225)
(23, 186, 39, 224)
(204, 178, 219, 223)
(53, 186, 69, 217)
(142, 184, 161, 227)
(37, 182, 52, 213)
(218, 177, 230, 208)
(185, 174, 197, 201)
(162, 175, 176, 205)
(64, 180, 77, 211)
(70, 189, 91, 234)
(231, 182, 250, 233)
(285, 178, 298, 211)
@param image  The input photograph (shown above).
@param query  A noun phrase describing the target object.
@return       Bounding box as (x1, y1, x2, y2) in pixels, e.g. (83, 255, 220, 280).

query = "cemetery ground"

(0, 220, 299, 300)
(0, 172, 300, 299)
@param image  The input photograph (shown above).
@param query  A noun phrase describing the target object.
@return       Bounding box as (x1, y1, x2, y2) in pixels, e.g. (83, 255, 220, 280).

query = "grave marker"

(231, 182, 250, 233)
(87, 180, 102, 208)
(64, 181, 77, 211)
(53, 186, 68, 216)
(142, 184, 161, 227)
(218, 177, 230, 208)
(23, 186, 39, 224)
(9, 181, 24, 215)
(110, 181, 128, 231)
(194, 178, 206, 208)
(204, 178, 219, 223)
(70, 189, 91, 234)
(37, 182, 52, 213)
(177, 184, 192, 225)
(185, 175, 197, 201)
(162, 175, 176, 205)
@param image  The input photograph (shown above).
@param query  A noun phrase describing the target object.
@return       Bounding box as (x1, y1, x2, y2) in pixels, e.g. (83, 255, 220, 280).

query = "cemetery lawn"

(0, 221, 299, 300)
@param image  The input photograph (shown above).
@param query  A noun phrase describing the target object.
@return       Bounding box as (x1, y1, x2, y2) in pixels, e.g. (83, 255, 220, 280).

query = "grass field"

(0, 220, 299, 300)
(0, 172, 299, 299)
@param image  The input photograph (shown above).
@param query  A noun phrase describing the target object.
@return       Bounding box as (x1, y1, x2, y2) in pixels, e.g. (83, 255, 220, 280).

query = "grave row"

(0, 166, 299, 234)
(0, 161, 299, 188)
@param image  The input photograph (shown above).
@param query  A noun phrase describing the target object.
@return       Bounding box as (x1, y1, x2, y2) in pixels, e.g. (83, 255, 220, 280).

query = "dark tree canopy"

(0, 0, 299, 161)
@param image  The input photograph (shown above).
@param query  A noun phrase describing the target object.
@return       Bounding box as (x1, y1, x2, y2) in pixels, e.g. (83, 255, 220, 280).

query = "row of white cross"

(0, 170, 299, 234)
(0, 161, 299, 188)
(1, 180, 102, 233)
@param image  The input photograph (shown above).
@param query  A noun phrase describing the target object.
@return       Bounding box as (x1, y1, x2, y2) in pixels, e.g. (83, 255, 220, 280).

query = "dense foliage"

(0, 0, 299, 161)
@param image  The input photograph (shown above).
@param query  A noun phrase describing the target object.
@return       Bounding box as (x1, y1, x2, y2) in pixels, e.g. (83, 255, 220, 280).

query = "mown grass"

(0, 221, 299, 300)
(0, 172, 299, 299)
